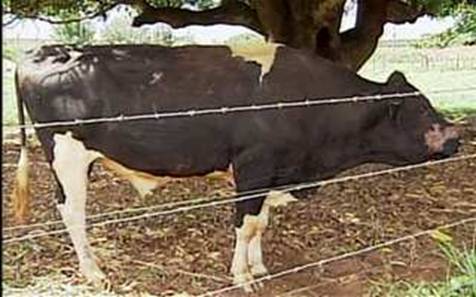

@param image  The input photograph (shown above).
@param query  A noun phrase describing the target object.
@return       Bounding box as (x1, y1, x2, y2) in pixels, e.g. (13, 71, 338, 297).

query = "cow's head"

(370, 71, 460, 165)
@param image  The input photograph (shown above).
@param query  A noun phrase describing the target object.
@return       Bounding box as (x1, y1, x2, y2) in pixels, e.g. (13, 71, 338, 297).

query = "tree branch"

(338, 0, 430, 70)
(3, 14, 20, 27)
(4, 2, 118, 25)
(386, 0, 428, 24)
(339, 0, 388, 70)
(131, 0, 264, 34)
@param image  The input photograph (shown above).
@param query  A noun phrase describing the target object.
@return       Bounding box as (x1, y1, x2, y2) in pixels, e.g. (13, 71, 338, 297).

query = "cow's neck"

(311, 131, 387, 181)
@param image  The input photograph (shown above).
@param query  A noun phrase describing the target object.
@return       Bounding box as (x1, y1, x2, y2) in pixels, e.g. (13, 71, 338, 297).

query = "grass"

(369, 232, 476, 297)
(2, 44, 476, 126)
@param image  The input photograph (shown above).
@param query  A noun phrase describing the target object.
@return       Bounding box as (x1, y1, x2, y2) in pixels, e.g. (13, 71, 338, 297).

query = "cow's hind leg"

(52, 132, 106, 287)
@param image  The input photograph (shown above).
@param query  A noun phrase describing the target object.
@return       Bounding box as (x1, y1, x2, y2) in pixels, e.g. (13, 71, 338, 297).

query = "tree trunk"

(251, 0, 388, 72)
(254, 0, 345, 59)
(129, 0, 429, 72)
(6, 0, 430, 72)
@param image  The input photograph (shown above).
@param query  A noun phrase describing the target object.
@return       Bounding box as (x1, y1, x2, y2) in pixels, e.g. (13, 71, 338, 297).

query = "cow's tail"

(11, 70, 30, 224)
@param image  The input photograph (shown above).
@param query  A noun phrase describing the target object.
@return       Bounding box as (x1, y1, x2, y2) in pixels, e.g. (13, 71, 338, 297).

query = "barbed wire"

(4, 153, 475, 244)
(3, 195, 220, 232)
(4, 139, 476, 233)
(4, 85, 475, 237)
(10, 86, 476, 130)
(197, 216, 476, 296)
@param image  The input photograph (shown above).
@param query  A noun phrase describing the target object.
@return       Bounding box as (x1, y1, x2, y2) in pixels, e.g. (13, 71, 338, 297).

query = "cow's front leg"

(52, 132, 107, 288)
(247, 190, 297, 276)
(231, 214, 256, 293)
(248, 225, 268, 277)
(231, 194, 268, 293)
(232, 191, 297, 292)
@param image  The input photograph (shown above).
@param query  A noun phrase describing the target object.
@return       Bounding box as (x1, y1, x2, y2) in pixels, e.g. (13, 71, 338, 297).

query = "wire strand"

(4, 86, 475, 232)
(4, 153, 475, 244)
(197, 216, 476, 296)
(2, 195, 221, 232)
(9, 86, 476, 130)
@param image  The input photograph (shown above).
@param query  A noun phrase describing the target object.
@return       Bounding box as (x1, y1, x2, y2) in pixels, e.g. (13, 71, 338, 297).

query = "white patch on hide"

(231, 225, 255, 293)
(264, 190, 298, 207)
(149, 72, 163, 85)
(230, 190, 296, 291)
(228, 43, 281, 84)
(52, 132, 106, 286)
(100, 158, 167, 198)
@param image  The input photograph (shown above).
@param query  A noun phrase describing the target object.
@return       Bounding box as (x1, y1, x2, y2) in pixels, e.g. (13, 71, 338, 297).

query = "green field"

(2, 44, 476, 126)
(359, 45, 476, 117)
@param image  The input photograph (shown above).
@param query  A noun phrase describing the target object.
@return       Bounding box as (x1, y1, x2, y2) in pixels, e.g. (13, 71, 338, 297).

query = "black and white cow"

(11, 43, 459, 292)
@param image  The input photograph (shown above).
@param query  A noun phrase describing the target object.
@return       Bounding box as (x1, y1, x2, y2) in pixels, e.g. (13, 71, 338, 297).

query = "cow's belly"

(51, 131, 232, 200)
(98, 156, 233, 198)
(96, 143, 230, 177)
(78, 120, 231, 177)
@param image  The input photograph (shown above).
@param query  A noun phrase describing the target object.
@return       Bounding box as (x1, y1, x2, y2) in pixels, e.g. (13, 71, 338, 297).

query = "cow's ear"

(387, 71, 407, 86)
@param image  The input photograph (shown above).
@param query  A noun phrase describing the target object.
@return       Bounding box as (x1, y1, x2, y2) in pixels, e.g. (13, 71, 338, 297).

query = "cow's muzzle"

(425, 124, 460, 158)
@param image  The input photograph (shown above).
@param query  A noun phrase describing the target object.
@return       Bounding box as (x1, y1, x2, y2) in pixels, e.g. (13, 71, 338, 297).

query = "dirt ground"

(2, 125, 476, 297)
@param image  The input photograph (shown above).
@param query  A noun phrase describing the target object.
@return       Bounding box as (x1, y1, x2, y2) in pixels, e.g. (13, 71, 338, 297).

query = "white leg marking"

(264, 190, 298, 207)
(248, 226, 268, 277)
(231, 191, 297, 291)
(231, 224, 254, 293)
(52, 132, 105, 286)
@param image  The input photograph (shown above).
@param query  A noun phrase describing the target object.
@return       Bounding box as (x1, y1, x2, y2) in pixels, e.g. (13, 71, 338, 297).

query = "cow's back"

(16, 44, 382, 176)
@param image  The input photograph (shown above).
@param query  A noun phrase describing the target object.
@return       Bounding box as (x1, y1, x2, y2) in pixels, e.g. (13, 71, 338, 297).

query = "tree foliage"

(416, 3, 476, 47)
(53, 21, 96, 45)
(3, 0, 217, 25)
(100, 14, 194, 45)
(3, 0, 476, 71)
(4, 0, 474, 27)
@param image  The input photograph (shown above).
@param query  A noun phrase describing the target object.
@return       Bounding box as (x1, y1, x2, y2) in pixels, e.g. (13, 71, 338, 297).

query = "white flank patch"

(100, 158, 164, 198)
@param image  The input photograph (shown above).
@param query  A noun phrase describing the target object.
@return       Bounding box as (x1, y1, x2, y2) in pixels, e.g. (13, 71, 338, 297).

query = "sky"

(3, 1, 456, 43)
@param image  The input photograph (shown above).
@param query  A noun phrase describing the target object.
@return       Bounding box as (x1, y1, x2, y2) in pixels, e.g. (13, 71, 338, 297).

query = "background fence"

(359, 42, 476, 116)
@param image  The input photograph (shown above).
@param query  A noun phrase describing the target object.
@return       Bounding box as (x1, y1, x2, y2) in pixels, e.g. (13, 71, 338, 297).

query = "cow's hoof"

(250, 264, 269, 277)
(91, 275, 113, 292)
(233, 272, 255, 293)
(100, 278, 113, 292)
(80, 259, 109, 290)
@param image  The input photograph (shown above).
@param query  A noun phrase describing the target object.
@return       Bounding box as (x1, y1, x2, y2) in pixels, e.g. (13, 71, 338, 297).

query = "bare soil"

(2, 125, 476, 297)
